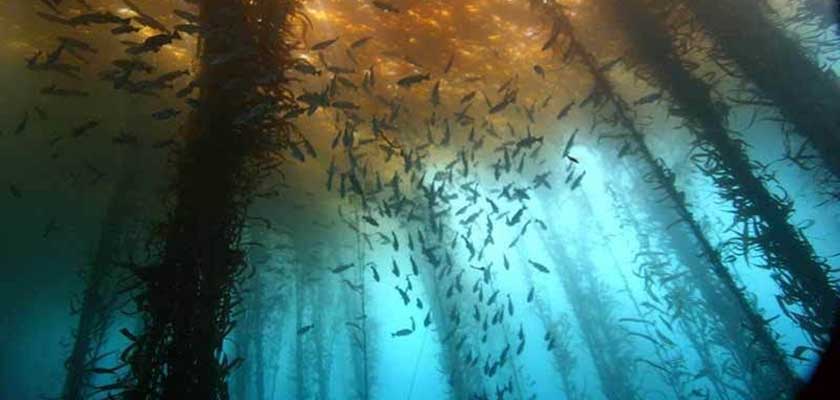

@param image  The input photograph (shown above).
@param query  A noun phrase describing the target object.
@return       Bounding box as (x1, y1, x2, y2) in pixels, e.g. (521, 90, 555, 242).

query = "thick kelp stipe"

(1, 1, 840, 400)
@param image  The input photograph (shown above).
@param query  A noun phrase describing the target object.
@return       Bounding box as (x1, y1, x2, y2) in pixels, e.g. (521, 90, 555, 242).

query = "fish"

(792, 345, 816, 361)
(518, 129, 544, 150)
(38, 0, 61, 14)
(112, 24, 140, 35)
(618, 141, 632, 158)
(391, 317, 415, 338)
(542, 19, 562, 50)
(41, 84, 90, 97)
(154, 70, 189, 85)
(599, 57, 623, 72)
(113, 58, 155, 73)
(498, 76, 515, 93)
(70, 120, 99, 138)
(362, 215, 379, 227)
(523, 102, 538, 123)
(332, 100, 360, 110)
(336, 76, 358, 91)
(562, 129, 577, 157)
(173, 23, 200, 35)
(506, 206, 526, 226)
(370, 264, 381, 282)
(391, 259, 401, 277)
(25, 51, 42, 69)
(123, 0, 168, 32)
(112, 131, 138, 145)
(460, 91, 476, 104)
(487, 290, 500, 306)
(332, 263, 355, 274)
(397, 73, 431, 88)
(9, 184, 22, 198)
(37, 11, 72, 26)
(528, 260, 550, 273)
(395, 285, 410, 305)
(58, 36, 97, 54)
(372, 1, 400, 13)
(83, 161, 106, 185)
(655, 329, 675, 347)
(33, 106, 48, 120)
(540, 95, 554, 110)
(45, 44, 65, 65)
(365, 65, 376, 88)
(152, 108, 180, 120)
(297, 324, 314, 335)
(120, 328, 137, 342)
(444, 52, 455, 74)
(126, 32, 180, 54)
(482, 198, 498, 215)
(488, 97, 513, 114)
(350, 36, 373, 49)
(533, 172, 551, 189)
(634, 92, 662, 106)
(175, 81, 198, 99)
(509, 219, 532, 248)
(430, 80, 441, 107)
(619, 317, 654, 326)
(556, 100, 575, 120)
(69, 12, 130, 27)
(173, 9, 199, 24)
(533, 64, 545, 78)
(297, 88, 330, 115)
(343, 279, 363, 293)
(409, 256, 419, 275)
(462, 235, 476, 260)
(292, 60, 320, 76)
(571, 171, 586, 191)
(14, 112, 29, 135)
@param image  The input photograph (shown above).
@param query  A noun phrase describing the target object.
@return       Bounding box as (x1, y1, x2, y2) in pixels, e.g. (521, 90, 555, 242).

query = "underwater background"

(2, 0, 840, 399)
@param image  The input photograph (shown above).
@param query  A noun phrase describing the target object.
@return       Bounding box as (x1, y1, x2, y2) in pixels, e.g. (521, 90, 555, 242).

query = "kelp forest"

(1, 0, 840, 399)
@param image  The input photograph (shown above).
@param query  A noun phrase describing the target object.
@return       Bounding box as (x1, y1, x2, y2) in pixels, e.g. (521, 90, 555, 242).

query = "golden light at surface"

(278, 0, 598, 157)
(3, 0, 603, 151)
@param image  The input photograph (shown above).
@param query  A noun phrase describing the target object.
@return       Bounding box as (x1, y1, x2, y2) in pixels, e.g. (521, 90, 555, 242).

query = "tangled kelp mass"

(1, 0, 840, 399)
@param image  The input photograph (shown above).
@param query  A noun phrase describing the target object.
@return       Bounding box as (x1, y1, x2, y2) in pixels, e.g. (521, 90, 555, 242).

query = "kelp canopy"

(1, 1, 839, 400)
